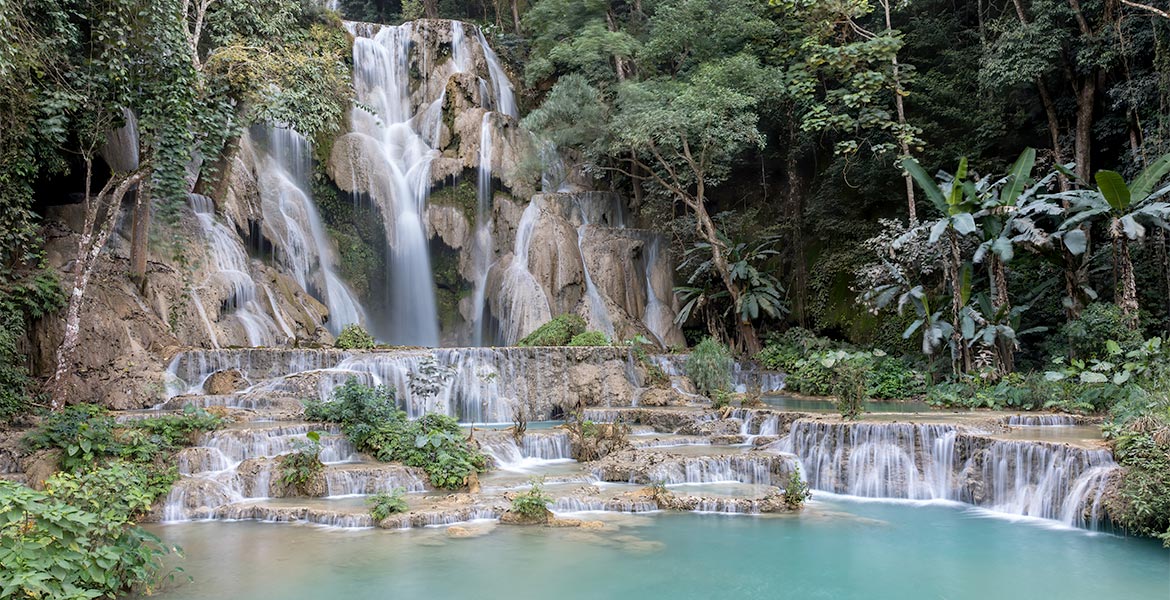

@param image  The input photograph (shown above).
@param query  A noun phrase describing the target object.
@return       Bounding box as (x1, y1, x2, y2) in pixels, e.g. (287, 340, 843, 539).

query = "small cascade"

(164, 348, 352, 397)
(648, 355, 784, 395)
(783, 419, 1117, 528)
(494, 202, 552, 345)
(539, 141, 569, 193)
(188, 194, 292, 347)
(478, 430, 573, 471)
(162, 420, 428, 522)
(476, 28, 517, 118)
(599, 453, 796, 486)
(551, 498, 658, 513)
(729, 409, 783, 438)
(257, 127, 366, 335)
(1005, 415, 1079, 427)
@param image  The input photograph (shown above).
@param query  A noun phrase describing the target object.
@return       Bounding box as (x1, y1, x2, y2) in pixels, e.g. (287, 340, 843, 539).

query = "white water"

(470, 112, 496, 346)
(574, 195, 617, 339)
(188, 194, 292, 347)
(782, 419, 1116, 528)
(258, 127, 366, 335)
(479, 430, 574, 472)
(493, 201, 552, 344)
(349, 24, 441, 345)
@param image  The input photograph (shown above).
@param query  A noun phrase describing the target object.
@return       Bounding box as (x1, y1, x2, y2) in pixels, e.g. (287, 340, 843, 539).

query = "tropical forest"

(1, 0, 1169, 597)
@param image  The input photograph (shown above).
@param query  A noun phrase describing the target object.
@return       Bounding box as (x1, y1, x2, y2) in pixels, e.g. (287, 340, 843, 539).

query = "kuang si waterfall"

(7, 2, 1170, 600)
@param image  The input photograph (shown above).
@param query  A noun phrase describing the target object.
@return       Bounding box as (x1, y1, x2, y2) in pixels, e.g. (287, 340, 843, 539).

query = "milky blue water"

(145, 496, 1169, 599)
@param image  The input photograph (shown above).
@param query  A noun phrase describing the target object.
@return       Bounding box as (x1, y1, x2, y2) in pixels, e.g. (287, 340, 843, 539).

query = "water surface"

(146, 498, 1168, 599)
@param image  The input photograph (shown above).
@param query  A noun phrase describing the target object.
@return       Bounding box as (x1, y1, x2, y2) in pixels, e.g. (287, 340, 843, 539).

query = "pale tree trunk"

(424, 0, 438, 19)
(50, 165, 150, 409)
(880, 0, 916, 223)
(784, 123, 808, 327)
(511, 0, 521, 34)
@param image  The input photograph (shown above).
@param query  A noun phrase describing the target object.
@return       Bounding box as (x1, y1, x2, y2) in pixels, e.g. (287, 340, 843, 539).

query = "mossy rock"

(568, 331, 610, 347)
(518, 314, 586, 346)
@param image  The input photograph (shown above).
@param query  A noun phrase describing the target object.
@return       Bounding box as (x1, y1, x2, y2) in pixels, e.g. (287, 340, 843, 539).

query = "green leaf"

(1001, 148, 1036, 206)
(1095, 170, 1131, 211)
(951, 213, 976, 235)
(1063, 229, 1087, 255)
(1130, 153, 1170, 201)
(901, 157, 947, 214)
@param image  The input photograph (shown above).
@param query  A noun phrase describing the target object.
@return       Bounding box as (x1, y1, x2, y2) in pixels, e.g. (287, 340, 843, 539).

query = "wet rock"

(203, 369, 247, 395)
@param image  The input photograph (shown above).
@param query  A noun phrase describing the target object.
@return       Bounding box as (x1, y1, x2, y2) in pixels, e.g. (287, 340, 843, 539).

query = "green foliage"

(685, 337, 733, 399)
(367, 488, 409, 522)
(0, 272, 66, 423)
(820, 351, 871, 419)
(518, 314, 587, 346)
(510, 479, 552, 518)
(867, 356, 925, 400)
(1059, 303, 1142, 360)
(279, 432, 324, 494)
(1108, 431, 1170, 545)
(567, 331, 610, 347)
(307, 379, 486, 489)
(23, 404, 221, 505)
(782, 468, 811, 510)
(711, 389, 733, 410)
(755, 328, 834, 372)
(335, 324, 376, 350)
(0, 465, 174, 599)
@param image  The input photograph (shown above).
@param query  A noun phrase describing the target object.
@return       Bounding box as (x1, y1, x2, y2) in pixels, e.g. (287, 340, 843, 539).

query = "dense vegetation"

(304, 378, 486, 488)
(3, 405, 223, 597)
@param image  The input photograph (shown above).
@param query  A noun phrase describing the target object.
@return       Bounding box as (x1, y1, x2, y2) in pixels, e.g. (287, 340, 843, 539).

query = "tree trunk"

(784, 125, 808, 327)
(1157, 228, 1170, 335)
(1115, 225, 1140, 329)
(129, 177, 151, 290)
(1073, 76, 1096, 182)
(511, 0, 521, 34)
(882, 0, 916, 223)
(948, 228, 970, 375)
(692, 200, 761, 354)
(989, 254, 1014, 374)
(424, 0, 438, 19)
(50, 168, 151, 408)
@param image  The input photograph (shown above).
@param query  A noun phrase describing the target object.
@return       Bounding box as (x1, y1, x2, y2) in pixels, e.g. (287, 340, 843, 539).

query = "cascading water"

(493, 202, 553, 344)
(350, 24, 442, 346)
(257, 127, 366, 335)
(188, 194, 292, 347)
(574, 195, 617, 339)
(476, 28, 517, 119)
(782, 419, 1117, 528)
(470, 112, 496, 345)
(641, 235, 676, 347)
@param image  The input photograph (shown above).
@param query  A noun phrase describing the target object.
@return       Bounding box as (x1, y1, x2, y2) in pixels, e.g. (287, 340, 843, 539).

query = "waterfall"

(471, 112, 495, 346)
(476, 29, 517, 118)
(350, 24, 441, 346)
(573, 195, 617, 339)
(494, 202, 552, 344)
(782, 419, 1117, 528)
(641, 235, 676, 347)
(188, 194, 292, 346)
(258, 127, 366, 335)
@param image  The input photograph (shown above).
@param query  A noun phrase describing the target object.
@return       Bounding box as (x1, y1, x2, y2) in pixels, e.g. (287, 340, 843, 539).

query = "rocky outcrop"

(594, 447, 797, 486)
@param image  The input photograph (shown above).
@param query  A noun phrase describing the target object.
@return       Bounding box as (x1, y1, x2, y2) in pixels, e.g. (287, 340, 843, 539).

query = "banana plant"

(1048, 153, 1170, 328)
(898, 156, 981, 374)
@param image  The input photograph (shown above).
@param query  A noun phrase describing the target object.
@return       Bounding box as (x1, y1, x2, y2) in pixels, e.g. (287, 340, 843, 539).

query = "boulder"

(203, 369, 248, 395)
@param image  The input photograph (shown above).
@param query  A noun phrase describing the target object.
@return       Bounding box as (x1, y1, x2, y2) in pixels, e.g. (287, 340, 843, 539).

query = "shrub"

(782, 468, 812, 509)
(685, 337, 733, 399)
(787, 357, 834, 396)
(567, 331, 610, 346)
(335, 324, 375, 349)
(279, 432, 324, 494)
(1059, 302, 1141, 359)
(711, 389, 733, 409)
(1107, 431, 1170, 545)
(368, 488, 409, 521)
(511, 478, 552, 518)
(307, 379, 486, 489)
(824, 352, 870, 420)
(867, 356, 924, 399)
(0, 464, 174, 598)
(518, 314, 586, 346)
(0, 273, 65, 424)
(756, 328, 834, 371)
